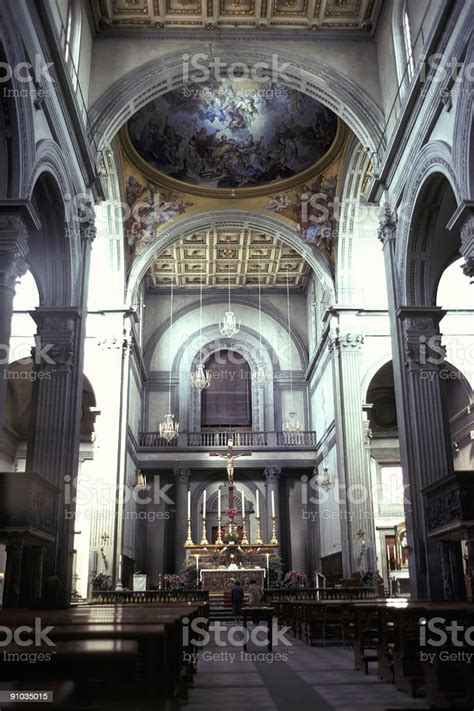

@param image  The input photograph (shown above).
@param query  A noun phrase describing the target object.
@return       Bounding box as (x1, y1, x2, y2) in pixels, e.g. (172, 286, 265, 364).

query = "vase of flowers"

(163, 574, 185, 590)
(284, 570, 308, 589)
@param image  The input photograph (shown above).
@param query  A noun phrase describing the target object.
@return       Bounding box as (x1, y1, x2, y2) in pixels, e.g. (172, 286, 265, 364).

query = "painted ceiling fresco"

(127, 80, 338, 189)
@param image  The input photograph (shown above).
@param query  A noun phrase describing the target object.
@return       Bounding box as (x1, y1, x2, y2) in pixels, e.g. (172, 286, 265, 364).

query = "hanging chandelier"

(191, 252, 211, 390)
(283, 411, 302, 433)
(191, 361, 211, 389)
(313, 462, 333, 491)
(159, 278, 179, 442)
(219, 257, 240, 338)
(253, 260, 272, 388)
(282, 266, 302, 434)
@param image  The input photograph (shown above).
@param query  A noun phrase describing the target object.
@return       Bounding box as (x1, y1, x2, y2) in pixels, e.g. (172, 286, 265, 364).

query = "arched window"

(201, 350, 252, 429)
(402, 4, 415, 81)
(64, 0, 82, 91)
(392, 0, 415, 93)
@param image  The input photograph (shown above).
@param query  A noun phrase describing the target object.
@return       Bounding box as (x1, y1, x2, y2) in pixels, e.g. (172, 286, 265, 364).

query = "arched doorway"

(201, 350, 251, 429)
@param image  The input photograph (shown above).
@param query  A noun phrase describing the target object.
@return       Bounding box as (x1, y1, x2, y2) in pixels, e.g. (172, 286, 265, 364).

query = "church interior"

(0, 0, 473, 708)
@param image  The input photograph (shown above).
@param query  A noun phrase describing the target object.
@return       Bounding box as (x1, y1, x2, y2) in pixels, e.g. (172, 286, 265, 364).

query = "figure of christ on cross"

(209, 439, 251, 510)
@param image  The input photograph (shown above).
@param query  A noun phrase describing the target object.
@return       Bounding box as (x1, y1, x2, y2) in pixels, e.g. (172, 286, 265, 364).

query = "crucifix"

(209, 439, 251, 510)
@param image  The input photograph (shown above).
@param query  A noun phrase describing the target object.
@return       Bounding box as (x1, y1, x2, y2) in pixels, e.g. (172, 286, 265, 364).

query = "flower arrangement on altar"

(284, 570, 308, 588)
(223, 530, 240, 544)
(163, 574, 185, 589)
(225, 507, 237, 518)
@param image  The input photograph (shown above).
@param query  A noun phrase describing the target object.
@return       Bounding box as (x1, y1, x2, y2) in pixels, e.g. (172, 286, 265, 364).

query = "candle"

(241, 489, 245, 518)
(218, 488, 221, 519)
(271, 490, 275, 517)
(187, 490, 191, 518)
(203, 489, 206, 518)
(256, 489, 260, 518)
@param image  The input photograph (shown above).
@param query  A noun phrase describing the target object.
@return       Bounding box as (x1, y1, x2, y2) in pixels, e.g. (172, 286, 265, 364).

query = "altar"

(200, 568, 265, 593)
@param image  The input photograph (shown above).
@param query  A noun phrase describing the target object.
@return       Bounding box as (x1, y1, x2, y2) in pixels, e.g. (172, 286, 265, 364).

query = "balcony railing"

(137, 430, 317, 450)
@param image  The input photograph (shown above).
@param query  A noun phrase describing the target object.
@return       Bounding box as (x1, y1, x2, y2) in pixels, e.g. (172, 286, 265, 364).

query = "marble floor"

(185, 622, 429, 711)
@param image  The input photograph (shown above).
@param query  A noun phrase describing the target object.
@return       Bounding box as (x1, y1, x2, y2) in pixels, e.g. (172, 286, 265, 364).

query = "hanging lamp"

(159, 278, 179, 441)
(253, 260, 272, 387)
(191, 248, 211, 390)
(219, 256, 240, 338)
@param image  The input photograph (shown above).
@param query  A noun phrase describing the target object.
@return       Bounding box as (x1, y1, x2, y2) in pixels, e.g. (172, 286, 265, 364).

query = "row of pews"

(0, 596, 209, 710)
(273, 595, 474, 708)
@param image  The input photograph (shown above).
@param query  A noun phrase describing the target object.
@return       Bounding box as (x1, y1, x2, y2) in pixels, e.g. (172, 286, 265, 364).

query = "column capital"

(174, 467, 191, 483)
(30, 307, 81, 372)
(397, 306, 447, 372)
(329, 332, 364, 353)
(377, 202, 397, 245)
(0, 201, 39, 290)
(264, 467, 281, 482)
(77, 200, 97, 244)
(447, 200, 474, 281)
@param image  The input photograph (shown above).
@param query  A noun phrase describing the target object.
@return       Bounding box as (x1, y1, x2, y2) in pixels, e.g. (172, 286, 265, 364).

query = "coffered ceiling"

(146, 229, 308, 289)
(92, 0, 381, 34)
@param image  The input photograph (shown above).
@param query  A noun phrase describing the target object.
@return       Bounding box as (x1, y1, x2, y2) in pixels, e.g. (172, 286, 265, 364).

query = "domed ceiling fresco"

(126, 80, 339, 190)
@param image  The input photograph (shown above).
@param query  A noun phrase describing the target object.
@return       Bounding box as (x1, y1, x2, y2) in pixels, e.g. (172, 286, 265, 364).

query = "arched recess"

(336, 136, 377, 303)
(181, 331, 278, 433)
(365, 361, 398, 436)
(1, 359, 97, 470)
(126, 209, 335, 307)
(28, 172, 75, 307)
(403, 173, 460, 306)
(89, 46, 385, 166)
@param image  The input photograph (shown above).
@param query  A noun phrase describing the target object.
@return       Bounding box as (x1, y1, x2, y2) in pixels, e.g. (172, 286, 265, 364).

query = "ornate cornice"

(397, 306, 446, 373)
(29, 307, 81, 373)
(329, 332, 364, 353)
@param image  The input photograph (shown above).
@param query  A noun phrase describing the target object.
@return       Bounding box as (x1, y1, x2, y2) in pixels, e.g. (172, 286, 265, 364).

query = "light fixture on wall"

(313, 461, 333, 491)
(282, 265, 302, 434)
(191, 249, 211, 390)
(253, 259, 273, 387)
(159, 278, 179, 442)
(219, 257, 240, 338)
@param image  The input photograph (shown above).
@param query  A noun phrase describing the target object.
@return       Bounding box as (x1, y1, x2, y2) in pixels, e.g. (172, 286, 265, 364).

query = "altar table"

(200, 568, 265, 592)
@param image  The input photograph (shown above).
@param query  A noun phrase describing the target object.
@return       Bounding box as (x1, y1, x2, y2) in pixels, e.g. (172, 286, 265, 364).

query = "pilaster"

(329, 325, 375, 577)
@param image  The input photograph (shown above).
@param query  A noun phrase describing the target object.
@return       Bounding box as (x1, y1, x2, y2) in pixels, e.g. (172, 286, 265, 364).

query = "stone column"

(264, 467, 281, 545)
(379, 205, 452, 600)
(329, 324, 375, 577)
(3, 541, 24, 608)
(174, 467, 191, 572)
(447, 200, 474, 282)
(0, 204, 39, 439)
(26, 307, 81, 599)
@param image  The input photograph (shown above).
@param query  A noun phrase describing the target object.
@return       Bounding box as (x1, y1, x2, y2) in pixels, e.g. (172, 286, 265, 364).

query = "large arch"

(403, 173, 460, 307)
(126, 209, 335, 306)
(394, 142, 462, 303)
(88, 45, 385, 165)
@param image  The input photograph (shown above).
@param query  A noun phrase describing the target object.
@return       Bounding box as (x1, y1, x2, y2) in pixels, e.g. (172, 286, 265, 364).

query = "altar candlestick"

(218, 488, 221, 519)
(271, 490, 275, 517)
(187, 490, 191, 518)
(256, 489, 260, 518)
(203, 489, 206, 518)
